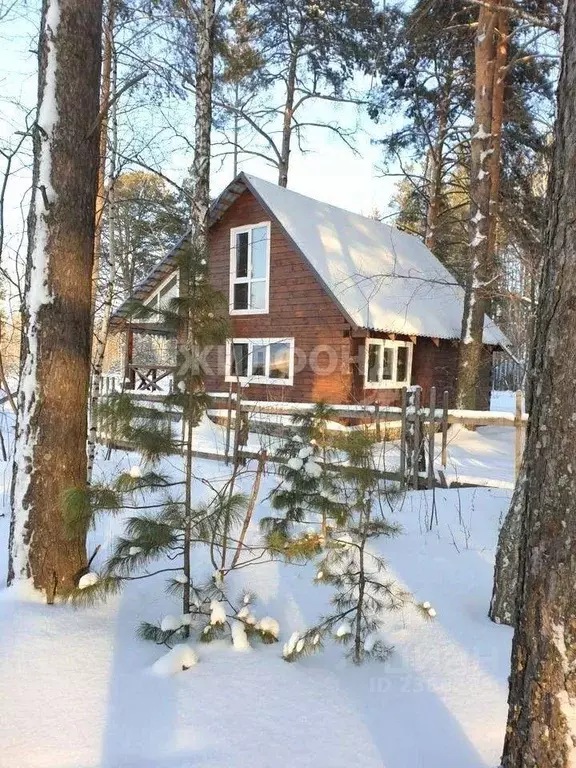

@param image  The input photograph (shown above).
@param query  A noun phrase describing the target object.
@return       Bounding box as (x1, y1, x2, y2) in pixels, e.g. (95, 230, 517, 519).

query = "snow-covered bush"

(150, 644, 199, 676)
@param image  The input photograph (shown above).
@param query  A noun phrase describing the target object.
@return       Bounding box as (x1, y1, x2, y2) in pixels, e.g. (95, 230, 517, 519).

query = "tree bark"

(486, 3, 509, 265)
(278, 51, 298, 188)
(489, 466, 525, 625)
(456, 5, 498, 409)
(87, 47, 118, 483)
(180, 0, 216, 619)
(190, 0, 215, 250)
(91, 0, 115, 320)
(501, 5, 576, 764)
(425, 93, 449, 253)
(8, 0, 103, 599)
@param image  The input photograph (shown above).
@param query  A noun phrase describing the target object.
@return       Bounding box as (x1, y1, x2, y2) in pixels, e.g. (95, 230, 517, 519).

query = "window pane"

(269, 342, 290, 379)
(231, 343, 249, 377)
(236, 232, 248, 278)
(250, 280, 266, 310)
(159, 275, 178, 301)
(252, 344, 266, 377)
(382, 348, 394, 380)
(251, 227, 268, 279)
(367, 344, 381, 383)
(233, 282, 248, 310)
(396, 346, 408, 382)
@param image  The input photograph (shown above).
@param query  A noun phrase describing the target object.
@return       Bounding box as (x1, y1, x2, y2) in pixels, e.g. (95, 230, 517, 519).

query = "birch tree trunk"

(8, 0, 103, 599)
(278, 51, 298, 189)
(91, 0, 115, 319)
(180, 0, 216, 619)
(190, 0, 215, 251)
(500, 5, 576, 763)
(87, 51, 118, 483)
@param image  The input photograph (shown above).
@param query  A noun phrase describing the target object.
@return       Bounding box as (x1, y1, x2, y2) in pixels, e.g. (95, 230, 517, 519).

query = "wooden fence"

(96, 385, 527, 490)
(209, 387, 527, 489)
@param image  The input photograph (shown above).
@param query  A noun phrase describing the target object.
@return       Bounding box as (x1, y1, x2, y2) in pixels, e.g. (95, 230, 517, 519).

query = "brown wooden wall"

(203, 189, 353, 402)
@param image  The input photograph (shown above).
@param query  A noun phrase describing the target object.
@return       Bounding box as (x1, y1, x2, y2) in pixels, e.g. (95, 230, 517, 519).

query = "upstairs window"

(229, 222, 270, 314)
(226, 337, 294, 385)
(141, 272, 179, 321)
(364, 339, 413, 388)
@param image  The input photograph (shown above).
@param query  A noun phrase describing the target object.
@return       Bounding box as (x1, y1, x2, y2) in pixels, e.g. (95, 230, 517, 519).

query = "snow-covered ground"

(0, 399, 519, 767)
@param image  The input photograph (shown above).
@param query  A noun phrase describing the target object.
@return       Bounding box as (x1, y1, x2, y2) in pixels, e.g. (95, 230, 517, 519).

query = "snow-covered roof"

(111, 173, 508, 349)
(241, 174, 508, 347)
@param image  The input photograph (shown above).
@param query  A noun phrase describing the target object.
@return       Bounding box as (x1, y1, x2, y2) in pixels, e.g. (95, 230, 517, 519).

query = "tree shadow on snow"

(99, 582, 182, 768)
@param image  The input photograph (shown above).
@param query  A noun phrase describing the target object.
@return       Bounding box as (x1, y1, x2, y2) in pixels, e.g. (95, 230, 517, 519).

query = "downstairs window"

(226, 338, 294, 385)
(364, 339, 413, 388)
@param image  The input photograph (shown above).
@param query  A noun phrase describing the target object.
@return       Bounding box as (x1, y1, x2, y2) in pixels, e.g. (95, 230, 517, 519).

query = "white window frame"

(229, 222, 271, 315)
(140, 270, 179, 322)
(225, 337, 294, 386)
(363, 339, 413, 389)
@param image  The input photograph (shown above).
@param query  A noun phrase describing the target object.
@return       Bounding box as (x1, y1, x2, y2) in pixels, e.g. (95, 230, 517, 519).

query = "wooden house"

(109, 173, 508, 407)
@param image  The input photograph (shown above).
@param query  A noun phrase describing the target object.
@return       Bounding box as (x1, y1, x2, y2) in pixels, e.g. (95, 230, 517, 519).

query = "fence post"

(412, 387, 421, 490)
(514, 389, 523, 480)
(224, 383, 233, 463)
(428, 387, 436, 490)
(399, 387, 407, 489)
(374, 401, 381, 442)
(441, 390, 449, 468)
(233, 386, 243, 465)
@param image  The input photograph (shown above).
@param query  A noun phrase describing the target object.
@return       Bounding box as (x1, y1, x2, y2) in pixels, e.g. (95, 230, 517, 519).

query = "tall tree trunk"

(278, 51, 297, 188)
(489, 467, 525, 625)
(500, 6, 576, 764)
(87, 50, 118, 483)
(233, 81, 239, 178)
(91, 0, 115, 320)
(8, 0, 103, 599)
(456, 5, 498, 409)
(180, 0, 216, 618)
(425, 94, 449, 253)
(486, 4, 509, 267)
(190, 0, 215, 251)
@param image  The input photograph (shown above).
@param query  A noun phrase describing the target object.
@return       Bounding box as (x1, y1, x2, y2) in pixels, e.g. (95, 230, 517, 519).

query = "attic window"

(226, 337, 294, 385)
(141, 272, 179, 320)
(364, 339, 413, 389)
(229, 222, 270, 314)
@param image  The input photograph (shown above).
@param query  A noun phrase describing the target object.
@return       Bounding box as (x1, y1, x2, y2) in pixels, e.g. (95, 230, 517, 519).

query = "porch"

(105, 325, 177, 394)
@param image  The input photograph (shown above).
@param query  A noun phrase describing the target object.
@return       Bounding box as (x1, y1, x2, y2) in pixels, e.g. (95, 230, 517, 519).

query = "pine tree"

(499, 2, 576, 762)
(9, 0, 104, 600)
(266, 426, 420, 665)
(263, 403, 347, 558)
(66, 242, 281, 652)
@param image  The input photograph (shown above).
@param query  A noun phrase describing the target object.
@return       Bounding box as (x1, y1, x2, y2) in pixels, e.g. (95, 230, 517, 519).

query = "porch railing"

(128, 365, 176, 392)
(99, 366, 176, 394)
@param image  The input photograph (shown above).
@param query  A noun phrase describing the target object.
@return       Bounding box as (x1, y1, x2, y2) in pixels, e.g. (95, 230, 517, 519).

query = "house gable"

(203, 187, 353, 402)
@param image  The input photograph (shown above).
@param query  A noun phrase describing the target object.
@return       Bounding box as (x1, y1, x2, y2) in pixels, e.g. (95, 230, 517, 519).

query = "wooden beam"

(431, 337, 440, 347)
(409, 335, 417, 344)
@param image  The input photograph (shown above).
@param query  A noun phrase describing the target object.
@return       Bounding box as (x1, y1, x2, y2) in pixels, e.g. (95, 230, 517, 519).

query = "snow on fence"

(96, 385, 526, 490)
(208, 387, 526, 489)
